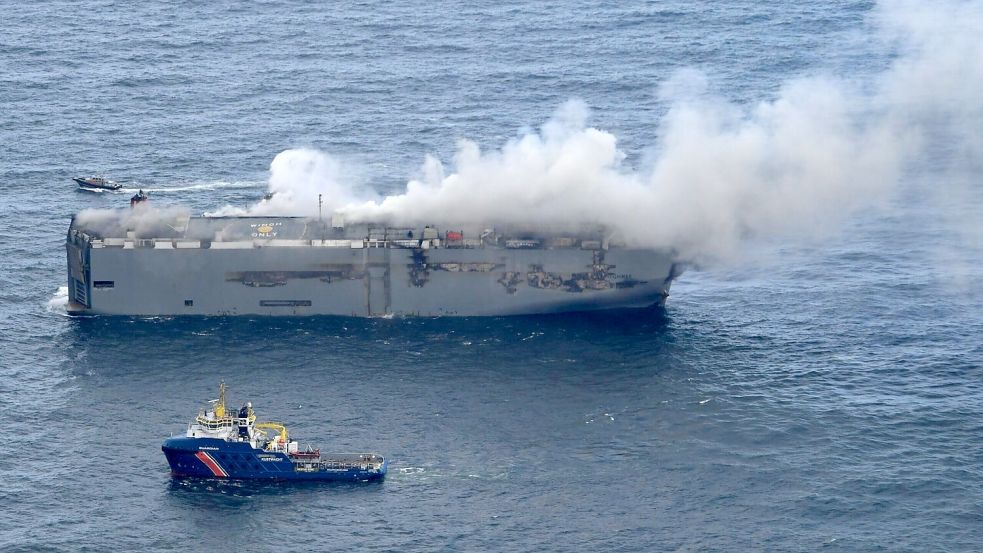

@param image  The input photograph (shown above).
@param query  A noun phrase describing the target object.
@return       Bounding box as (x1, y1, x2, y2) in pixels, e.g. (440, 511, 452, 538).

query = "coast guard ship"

(162, 383, 387, 481)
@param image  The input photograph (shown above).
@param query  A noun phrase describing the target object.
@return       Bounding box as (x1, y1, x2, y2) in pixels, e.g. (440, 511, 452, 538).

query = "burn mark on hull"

(433, 262, 501, 272)
(408, 249, 429, 287)
(498, 272, 522, 294)
(226, 268, 364, 287)
(524, 251, 619, 293)
(408, 248, 505, 287)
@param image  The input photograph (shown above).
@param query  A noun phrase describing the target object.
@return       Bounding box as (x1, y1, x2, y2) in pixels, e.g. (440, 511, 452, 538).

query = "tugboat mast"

(215, 381, 226, 418)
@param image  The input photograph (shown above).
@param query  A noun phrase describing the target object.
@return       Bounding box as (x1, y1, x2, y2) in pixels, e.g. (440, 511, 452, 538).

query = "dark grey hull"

(67, 241, 677, 317)
(66, 215, 680, 317)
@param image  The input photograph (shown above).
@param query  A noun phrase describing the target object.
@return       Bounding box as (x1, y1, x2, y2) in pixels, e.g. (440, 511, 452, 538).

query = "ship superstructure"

(66, 210, 681, 316)
(161, 383, 387, 481)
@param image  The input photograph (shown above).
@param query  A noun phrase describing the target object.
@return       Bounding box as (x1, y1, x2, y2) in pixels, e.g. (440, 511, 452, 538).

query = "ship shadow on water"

(64, 305, 672, 367)
(61, 305, 678, 385)
(166, 475, 385, 498)
(65, 303, 672, 338)
(514, 303, 670, 330)
(163, 476, 386, 517)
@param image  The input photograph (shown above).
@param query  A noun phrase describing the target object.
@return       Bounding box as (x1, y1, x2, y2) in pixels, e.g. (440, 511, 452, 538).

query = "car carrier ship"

(66, 207, 681, 317)
(162, 383, 387, 481)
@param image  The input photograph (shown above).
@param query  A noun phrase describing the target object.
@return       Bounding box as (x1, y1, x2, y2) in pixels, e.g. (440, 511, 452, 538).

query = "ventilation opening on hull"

(93, 281, 114, 288)
(259, 300, 312, 307)
(72, 279, 88, 307)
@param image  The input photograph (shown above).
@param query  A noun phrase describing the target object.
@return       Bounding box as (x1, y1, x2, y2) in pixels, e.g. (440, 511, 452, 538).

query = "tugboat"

(162, 383, 387, 481)
(74, 176, 122, 191)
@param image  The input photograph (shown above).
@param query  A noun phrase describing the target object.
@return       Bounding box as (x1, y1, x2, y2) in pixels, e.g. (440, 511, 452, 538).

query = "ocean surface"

(2, 1, 982, 551)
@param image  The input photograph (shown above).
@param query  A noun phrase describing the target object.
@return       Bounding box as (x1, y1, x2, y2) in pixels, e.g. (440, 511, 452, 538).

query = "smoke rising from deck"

(231, 0, 983, 262)
(75, 205, 192, 239)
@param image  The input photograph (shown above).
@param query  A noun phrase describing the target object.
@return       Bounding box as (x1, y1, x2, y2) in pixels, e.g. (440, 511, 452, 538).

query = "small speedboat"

(130, 190, 149, 207)
(74, 176, 122, 191)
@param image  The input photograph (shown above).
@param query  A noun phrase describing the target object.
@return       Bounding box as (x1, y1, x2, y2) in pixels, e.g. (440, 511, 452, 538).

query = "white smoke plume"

(74, 205, 192, 239)
(875, 0, 983, 267)
(209, 147, 378, 217)
(225, 0, 980, 263)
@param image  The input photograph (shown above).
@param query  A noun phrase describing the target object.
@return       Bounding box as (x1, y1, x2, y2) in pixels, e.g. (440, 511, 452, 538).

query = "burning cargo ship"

(65, 209, 681, 317)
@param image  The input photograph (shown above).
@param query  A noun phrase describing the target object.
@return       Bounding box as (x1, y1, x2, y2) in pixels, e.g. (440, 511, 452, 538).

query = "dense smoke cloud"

(215, 148, 378, 218)
(75, 205, 192, 239)
(222, 0, 980, 263)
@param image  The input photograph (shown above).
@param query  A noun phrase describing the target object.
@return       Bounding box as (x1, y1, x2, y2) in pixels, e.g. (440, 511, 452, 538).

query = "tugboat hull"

(162, 437, 387, 482)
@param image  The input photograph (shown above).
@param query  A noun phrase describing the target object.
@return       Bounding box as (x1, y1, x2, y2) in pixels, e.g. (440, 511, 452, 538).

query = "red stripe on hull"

(194, 451, 228, 477)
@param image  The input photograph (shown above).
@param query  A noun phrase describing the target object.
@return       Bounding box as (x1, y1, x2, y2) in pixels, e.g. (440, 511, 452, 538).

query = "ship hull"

(74, 178, 121, 191)
(161, 437, 386, 482)
(66, 243, 678, 317)
(66, 216, 680, 317)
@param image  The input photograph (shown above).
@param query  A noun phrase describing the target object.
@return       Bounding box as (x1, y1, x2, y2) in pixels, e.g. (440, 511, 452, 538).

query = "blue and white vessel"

(162, 383, 387, 481)
(73, 176, 122, 191)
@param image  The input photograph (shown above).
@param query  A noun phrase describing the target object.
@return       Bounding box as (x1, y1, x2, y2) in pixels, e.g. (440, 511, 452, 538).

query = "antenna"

(318, 194, 323, 223)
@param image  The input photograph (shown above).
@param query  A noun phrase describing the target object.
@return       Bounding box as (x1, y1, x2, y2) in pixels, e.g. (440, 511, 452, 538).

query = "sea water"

(1, 1, 981, 550)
